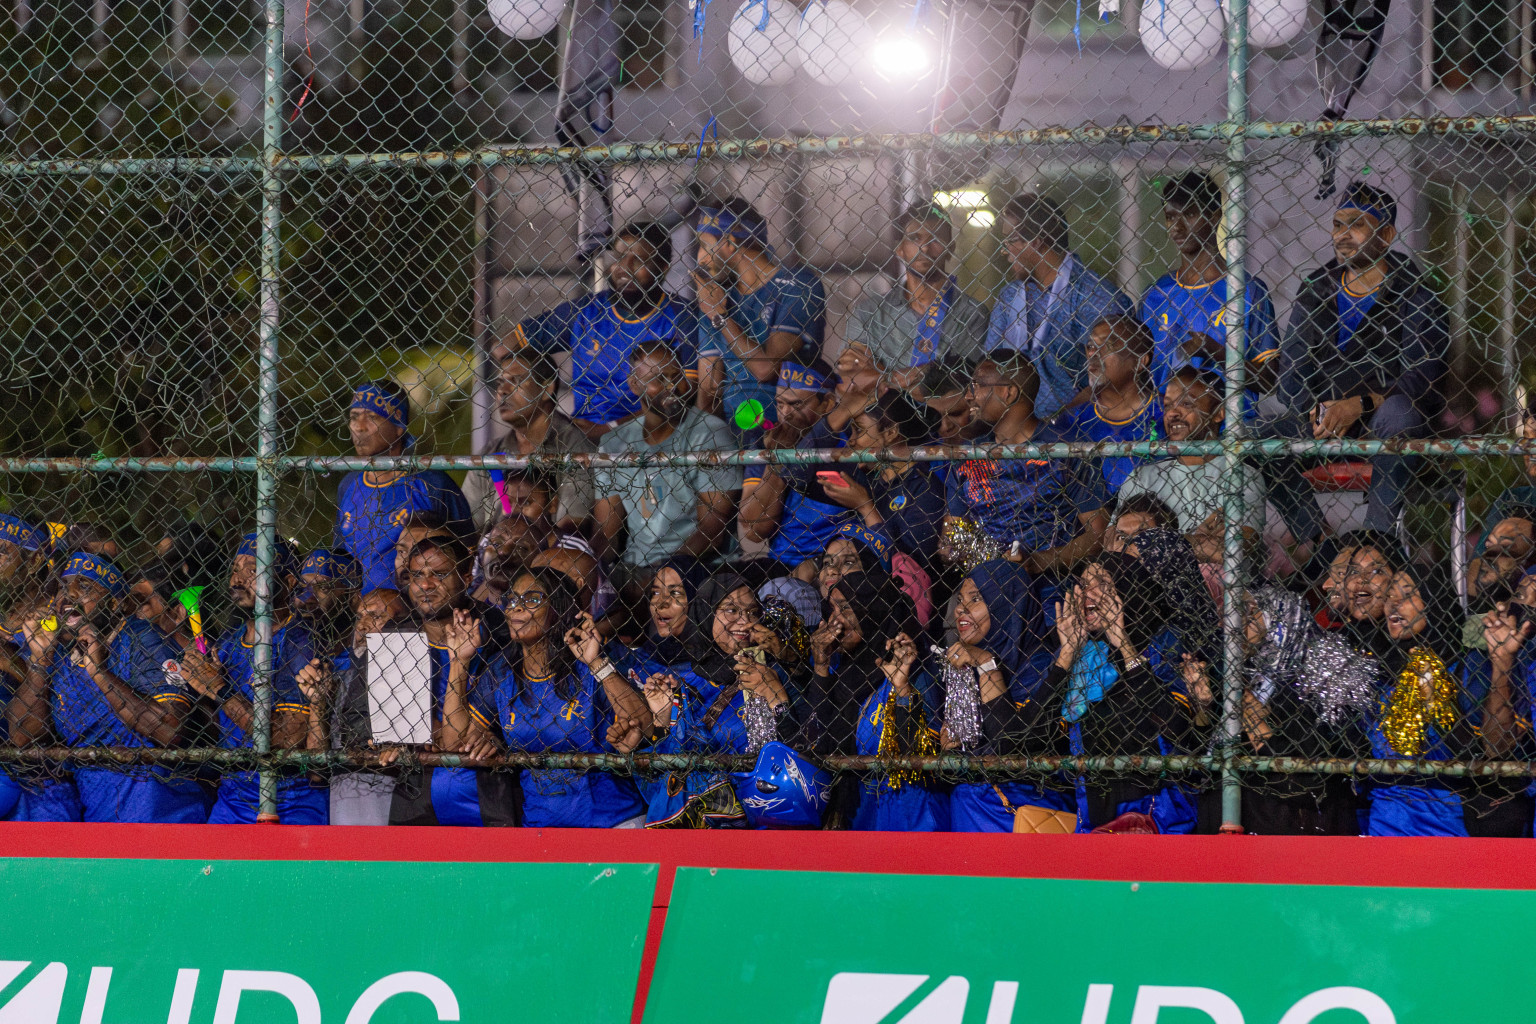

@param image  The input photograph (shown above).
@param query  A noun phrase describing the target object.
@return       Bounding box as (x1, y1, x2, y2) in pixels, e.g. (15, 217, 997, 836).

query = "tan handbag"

(993, 786, 1077, 834)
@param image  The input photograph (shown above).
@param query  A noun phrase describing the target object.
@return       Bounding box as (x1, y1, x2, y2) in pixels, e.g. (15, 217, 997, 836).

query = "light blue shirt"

(986, 253, 1133, 421)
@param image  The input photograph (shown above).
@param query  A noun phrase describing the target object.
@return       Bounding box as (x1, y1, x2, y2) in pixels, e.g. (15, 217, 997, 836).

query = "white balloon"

(487, 0, 564, 40)
(729, 0, 801, 86)
(797, 0, 870, 86)
(1226, 0, 1308, 48)
(1139, 0, 1224, 70)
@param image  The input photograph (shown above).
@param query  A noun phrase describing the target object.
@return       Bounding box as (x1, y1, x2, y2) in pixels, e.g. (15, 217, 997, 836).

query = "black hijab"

(685, 570, 754, 690)
(829, 570, 917, 698)
(1384, 562, 1460, 676)
(645, 557, 710, 667)
(1338, 533, 1403, 657)
(1088, 552, 1172, 652)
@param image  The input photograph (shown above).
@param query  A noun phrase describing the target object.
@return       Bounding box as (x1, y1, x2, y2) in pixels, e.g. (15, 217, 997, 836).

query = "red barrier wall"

(3, 825, 1534, 1022)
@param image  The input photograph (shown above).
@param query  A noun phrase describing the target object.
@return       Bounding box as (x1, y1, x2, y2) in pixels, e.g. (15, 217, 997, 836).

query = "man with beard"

(296, 587, 411, 825)
(460, 351, 597, 535)
(334, 380, 472, 594)
(472, 506, 611, 621)
(9, 553, 208, 822)
(179, 533, 328, 824)
(839, 203, 988, 392)
(293, 548, 361, 656)
(1118, 367, 1268, 565)
(693, 199, 826, 440)
(1268, 182, 1450, 542)
(595, 341, 740, 583)
(509, 221, 697, 444)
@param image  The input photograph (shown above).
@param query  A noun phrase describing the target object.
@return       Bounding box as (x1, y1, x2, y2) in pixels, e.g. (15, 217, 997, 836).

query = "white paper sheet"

(366, 631, 432, 745)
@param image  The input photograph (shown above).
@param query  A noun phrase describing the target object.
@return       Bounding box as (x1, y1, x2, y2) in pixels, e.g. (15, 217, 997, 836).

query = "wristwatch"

(976, 657, 999, 675)
(1358, 392, 1379, 416)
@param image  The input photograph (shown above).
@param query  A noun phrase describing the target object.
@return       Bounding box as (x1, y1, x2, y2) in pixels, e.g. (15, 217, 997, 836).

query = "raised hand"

(747, 624, 786, 660)
(735, 655, 788, 707)
(564, 611, 604, 668)
(809, 617, 843, 672)
(1054, 588, 1089, 667)
(179, 648, 226, 700)
(444, 607, 482, 664)
(1180, 653, 1214, 705)
(295, 657, 335, 706)
(881, 632, 918, 694)
(642, 672, 678, 728)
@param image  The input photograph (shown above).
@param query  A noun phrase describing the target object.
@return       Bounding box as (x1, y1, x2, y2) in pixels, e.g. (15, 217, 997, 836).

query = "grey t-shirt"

(595, 408, 741, 566)
(844, 282, 990, 373)
(461, 413, 597, 530)
(1117, 457, 1267, 534)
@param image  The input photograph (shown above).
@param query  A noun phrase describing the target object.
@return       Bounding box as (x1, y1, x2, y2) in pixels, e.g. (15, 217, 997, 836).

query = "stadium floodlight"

(965, 209, 996, 228)
(933, 189, 988, 209)
(869, 31, 932, 80)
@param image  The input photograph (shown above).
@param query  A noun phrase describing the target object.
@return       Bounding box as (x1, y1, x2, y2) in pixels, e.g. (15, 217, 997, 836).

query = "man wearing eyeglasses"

(987, 194, 1133, 423)
(838, 203, 988, 397)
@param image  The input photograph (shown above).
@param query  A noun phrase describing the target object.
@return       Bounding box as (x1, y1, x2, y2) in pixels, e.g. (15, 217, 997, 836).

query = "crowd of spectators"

(5, 171, 1532, 838)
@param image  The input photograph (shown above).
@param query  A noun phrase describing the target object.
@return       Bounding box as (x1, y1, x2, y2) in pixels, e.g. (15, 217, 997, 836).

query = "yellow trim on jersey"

(1092, 395, 1157, 428)
(608, 303, 664, 326)
(525, 671, 556, 683)
(274, 702, 311, 715)
(1341, 274, 1381, 299)
(1251, 348, 1280, 364)
(1174, 275, 1218, 291)
(510, 323, 530, 350)
(469, 705, 494, 729)
(154, 692, 192, 706)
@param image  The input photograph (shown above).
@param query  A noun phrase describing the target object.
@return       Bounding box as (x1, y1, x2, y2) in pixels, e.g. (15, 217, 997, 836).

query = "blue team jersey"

(746, 421, 854, 566)
(699, 265, 826, 424)
(944, 424, 1109, 553)
(423, 641, 493, 827)
(476, 661, 643, 828)
(1140, 273, 1279, 391)
(514, 295, 700, 423)
(852, 678, 949, 832)
(207, 618, 327, 825)
(1336, 278, 1378, 351)
(1054, 397, 1162, 494)
(1365, 651, 1467, 837)
(334, 470, 471, 594)
(46, 617, 207, 824)
(639, 666, 754, 826)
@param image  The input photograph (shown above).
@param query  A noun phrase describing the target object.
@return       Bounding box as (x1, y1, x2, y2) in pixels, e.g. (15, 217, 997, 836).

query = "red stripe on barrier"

(2, 823, 1534, 1023)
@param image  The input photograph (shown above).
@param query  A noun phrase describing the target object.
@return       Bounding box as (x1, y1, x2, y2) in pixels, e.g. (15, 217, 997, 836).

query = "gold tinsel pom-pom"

(1380, 647, 1458, 758)
(943, 516, 1002, 572)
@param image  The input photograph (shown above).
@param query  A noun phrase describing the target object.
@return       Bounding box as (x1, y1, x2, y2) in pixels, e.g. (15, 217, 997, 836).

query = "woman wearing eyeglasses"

(632, 571, 798, 827)
(440, 567, 651, 828)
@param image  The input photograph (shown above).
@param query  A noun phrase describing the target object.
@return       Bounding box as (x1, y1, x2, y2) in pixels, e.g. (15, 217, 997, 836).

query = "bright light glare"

(934, 189, 988, 209)
(966, 209, 996, 228)
(870, 35, 931, 80)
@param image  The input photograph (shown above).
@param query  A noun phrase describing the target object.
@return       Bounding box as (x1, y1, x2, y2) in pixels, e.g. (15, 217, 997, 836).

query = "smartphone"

(815, 471, 846, 486)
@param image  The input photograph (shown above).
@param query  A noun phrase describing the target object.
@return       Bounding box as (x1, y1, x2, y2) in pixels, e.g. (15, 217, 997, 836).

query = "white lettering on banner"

(1129, 986, 1245, 1024)
(212, 971, 322, 1024)
(1276, 987, 1396, 1024)
(343, 972, 461, 1024)
(0, 963, 461, 1024)
(820, 976, 1400, 1024)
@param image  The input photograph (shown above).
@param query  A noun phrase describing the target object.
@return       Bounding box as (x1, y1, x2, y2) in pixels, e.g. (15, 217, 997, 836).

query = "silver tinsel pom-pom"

(741, 692, 778, 752)
(935, 645, 982, 749)
(943, 517, 1002, 573)
(1297, 632, 1378, 728)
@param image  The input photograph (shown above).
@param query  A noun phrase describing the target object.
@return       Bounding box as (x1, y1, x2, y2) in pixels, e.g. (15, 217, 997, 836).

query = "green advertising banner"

(0, 858, 656, 1024)
(645, 868, 1536, 1024)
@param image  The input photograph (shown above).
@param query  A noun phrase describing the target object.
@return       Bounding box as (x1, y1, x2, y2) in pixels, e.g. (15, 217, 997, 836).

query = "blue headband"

(696, 206, 771, 251)
(777, 361, 831, 393)
(302, 548, 360, 583)
(352, 382, 413, 431)
(1338, 190, 1396, 227)
(61, 552, 128, 599)
(235, 532, 298, 578)
(836, 521, 892, 570)
(0, 514, 44, 553)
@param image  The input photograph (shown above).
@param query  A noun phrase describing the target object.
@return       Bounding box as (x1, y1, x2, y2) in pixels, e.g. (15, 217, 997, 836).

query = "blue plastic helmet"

(734, 742, 832, 829)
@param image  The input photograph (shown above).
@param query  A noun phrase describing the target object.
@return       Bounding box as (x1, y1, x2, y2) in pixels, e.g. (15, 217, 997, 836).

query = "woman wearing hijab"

(636, 571, 799, 827)
(440, 567, 650, 828)
(1186, 586, 1370, 835)
(816, 522, 893, 598)
(815, 571, 944, 830)
(1036, 552, 1198, 832)
(941, 561, 1070, 832)
(1365, 564, 1477, 836)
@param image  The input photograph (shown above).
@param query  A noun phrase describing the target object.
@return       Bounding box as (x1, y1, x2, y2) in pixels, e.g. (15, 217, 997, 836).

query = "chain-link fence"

(0, 0, 1533, 834)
